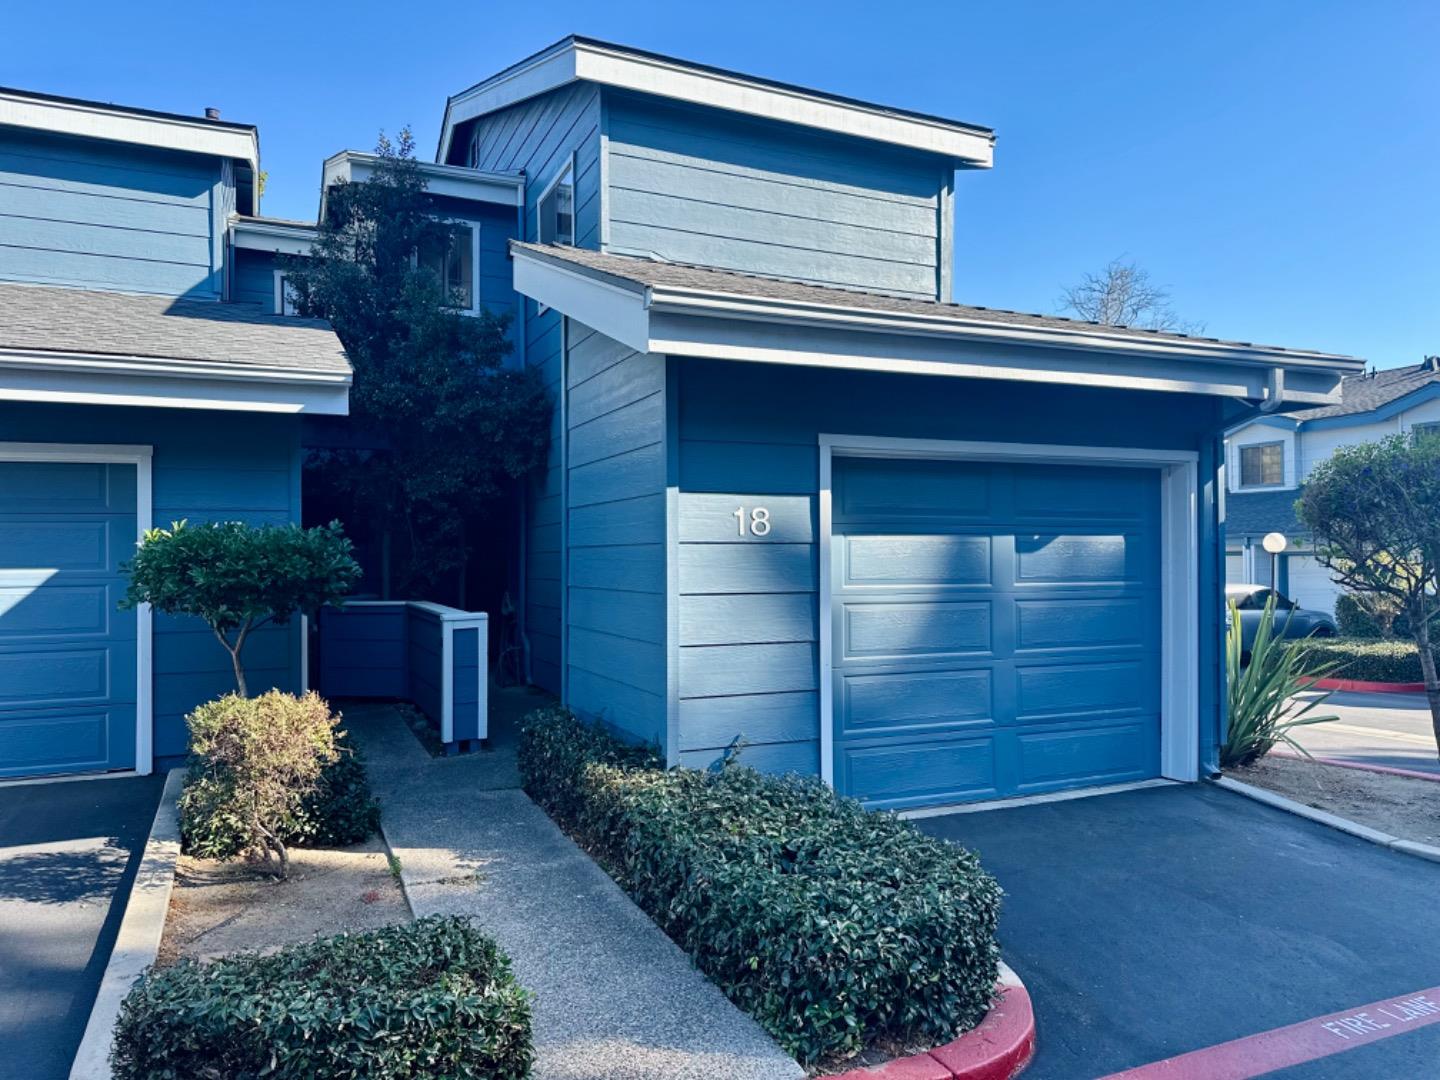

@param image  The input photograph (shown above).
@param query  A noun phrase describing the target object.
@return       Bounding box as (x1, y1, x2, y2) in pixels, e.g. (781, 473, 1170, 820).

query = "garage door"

(830, 457, 1162, 809)
(0, 462, 138, 778)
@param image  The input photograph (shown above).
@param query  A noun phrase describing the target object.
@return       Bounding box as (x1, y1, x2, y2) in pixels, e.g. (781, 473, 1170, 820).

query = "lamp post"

(1262, 532, 1288, 593)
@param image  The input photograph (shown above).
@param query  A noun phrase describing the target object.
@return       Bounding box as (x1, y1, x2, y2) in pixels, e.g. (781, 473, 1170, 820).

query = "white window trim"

(0, 442, 155, 776)
(413, 218, 483, 317)
(534, 156, 576, 318)
(1237, 439, 1286, 489)
(816, 434, 1201, 794)
(272, 269, 298, 316)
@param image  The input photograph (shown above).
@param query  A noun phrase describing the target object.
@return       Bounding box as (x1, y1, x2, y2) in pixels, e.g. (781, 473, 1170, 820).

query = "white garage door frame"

(0, 441, 154, 776)
(818, 434, 1200, 791)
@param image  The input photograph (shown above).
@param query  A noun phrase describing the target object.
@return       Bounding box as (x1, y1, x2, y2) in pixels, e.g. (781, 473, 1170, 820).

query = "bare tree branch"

(1059, 257, 1205, 335)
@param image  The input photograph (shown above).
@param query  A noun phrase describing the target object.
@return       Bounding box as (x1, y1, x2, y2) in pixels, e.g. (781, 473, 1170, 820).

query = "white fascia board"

(511, 252, 652, 353)
(0, 91, 259, 174)
(441, 39, 993, 166)
(231, 218, 317, 256)
(0, 349, 350, 414)
(322, 150, 524, 213)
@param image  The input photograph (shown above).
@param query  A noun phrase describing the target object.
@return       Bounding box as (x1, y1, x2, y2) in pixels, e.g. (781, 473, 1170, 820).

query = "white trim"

(0, 348, 351, 415)
(898, 778, 1178, 820)
(412, 216, 485, 317)
(439, 37, 994, 166)
(299, 613, 310, 694)
(507, 247, 1359, 405)
(558, 317, 570, 705)
(232, 217, 317, 255)
(0, 441, 154, 776)
(272, 269, 298, 316)
(321, 151, 523, 217)
(441, 621, 454, 743)
(0, 89, 259, 175)
(817, 434, 1201, 794)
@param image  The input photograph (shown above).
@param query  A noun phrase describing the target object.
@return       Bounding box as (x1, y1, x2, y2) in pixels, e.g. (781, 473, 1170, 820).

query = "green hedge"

(112, 916, 532, 1079)
(1292, 637, 1433, 683)
(518, 706, 1002, 1066)
(180, 746, 381, 860)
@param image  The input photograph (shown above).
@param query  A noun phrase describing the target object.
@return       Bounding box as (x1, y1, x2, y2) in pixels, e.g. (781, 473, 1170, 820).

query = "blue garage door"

(0, 462, 138, 778)
(831, 457, 1161, 809)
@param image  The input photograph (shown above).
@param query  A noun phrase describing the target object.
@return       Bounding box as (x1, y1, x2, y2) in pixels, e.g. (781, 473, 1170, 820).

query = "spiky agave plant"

(1222, 596, 1341, 768)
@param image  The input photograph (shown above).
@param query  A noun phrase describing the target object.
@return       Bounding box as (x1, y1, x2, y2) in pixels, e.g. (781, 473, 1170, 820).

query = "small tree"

(181, 691, 340, 878)
(1297, 433, 1440, 756)
(285, 129, 550, 600)
(1059, 257, 1205, 335)
(122, 520, 360, 697)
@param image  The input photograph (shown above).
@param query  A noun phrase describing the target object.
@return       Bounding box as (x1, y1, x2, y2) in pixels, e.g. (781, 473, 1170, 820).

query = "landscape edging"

(1310, 677, 1426, 693)
(68, 767, 184, 1080)
(1266, 747, 1440, 784)
(831, 962, 1035, 1080)
(1213, 775, 1440, 864)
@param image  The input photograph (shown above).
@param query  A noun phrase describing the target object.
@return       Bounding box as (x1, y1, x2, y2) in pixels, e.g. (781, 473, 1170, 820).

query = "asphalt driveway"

(0, 773, 164, 1080)
(917, 783, 1440, 1079)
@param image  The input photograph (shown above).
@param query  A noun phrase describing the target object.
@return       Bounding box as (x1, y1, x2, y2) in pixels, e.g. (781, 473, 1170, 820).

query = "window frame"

(1238, 439, 1286, 488)
(414, 217, 482, 317)
(535, 154, 576, 248)
(272, 269, 300, 316)
(1412, 420, 1440, 442)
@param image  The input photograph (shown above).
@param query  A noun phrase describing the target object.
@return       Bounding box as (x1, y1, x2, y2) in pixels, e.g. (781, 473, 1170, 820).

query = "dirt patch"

(1230, 756, 1440, 846)
(156, 837, 409, 965)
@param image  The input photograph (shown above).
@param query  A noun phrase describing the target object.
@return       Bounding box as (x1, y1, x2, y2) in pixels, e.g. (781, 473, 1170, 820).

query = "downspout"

(1259, 366, 1285, 413)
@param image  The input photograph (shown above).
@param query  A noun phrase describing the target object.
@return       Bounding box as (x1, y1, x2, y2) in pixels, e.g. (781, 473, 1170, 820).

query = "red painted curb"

(1310, 677, 1427, 694)
(832, 965, 1035, 1080)
(1268, 747, 1440, 783)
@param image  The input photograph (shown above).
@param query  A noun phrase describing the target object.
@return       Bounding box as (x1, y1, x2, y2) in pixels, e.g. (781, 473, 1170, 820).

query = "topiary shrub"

(181, 744, 380, 860)
(519, 707, 1002, 1067)
(111, 916, 531, 1080)
(178, 691, 346, 878)
(1291, 637, 1434, 683)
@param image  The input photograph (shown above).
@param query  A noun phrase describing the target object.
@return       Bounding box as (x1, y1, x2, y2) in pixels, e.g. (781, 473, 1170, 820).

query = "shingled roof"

(511, 242, 1356, 362)
(1286, 358, 1440, 422)
(0, 282, 349, 375)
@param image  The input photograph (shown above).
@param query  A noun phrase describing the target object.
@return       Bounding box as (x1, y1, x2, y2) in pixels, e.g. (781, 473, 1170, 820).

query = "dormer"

(437, 37, 994, 301)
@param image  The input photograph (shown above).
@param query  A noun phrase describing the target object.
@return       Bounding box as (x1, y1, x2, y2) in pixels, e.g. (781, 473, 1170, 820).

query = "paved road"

(0, 774, 164, 1080)
(919, 783, 1440, 1079)
(1291, 690, 1439, 775)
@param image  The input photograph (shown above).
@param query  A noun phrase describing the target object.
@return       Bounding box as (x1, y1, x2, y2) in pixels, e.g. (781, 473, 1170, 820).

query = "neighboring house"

(435, 36, 1358, 810)
(1224, 357, 1440, 616)
(0, 88, 350, 779)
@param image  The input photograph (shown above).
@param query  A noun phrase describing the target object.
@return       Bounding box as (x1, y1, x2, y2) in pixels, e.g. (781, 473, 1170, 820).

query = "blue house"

(437, 37, 1361, 809)
(0, 88, 350, 779)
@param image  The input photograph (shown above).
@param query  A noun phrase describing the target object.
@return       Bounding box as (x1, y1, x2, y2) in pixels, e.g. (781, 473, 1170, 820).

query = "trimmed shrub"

(1292, 637, 1433, 683)
(181, 746, 380, 859)
(178, 691, 344, 877)
(1334, 593, 1409, 639)
(111, 916, 532, 1080)
(519, 706, 1003, 1066)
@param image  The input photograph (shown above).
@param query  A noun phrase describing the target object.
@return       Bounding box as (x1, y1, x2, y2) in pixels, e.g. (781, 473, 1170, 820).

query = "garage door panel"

(1015, 660, 1150, 722)
(1014, 721, 1157, 789)
(0, 706, 126, 777)
(0, 582, 120, 640)
(844, 534, 991, 587)
(839, 735, 998, 808)
(842, 600, 992, 659)
(1015, 597, 1149, 651)
(1012, 467, 1155, 522)
(1015, 533, 1151, 584)
(839, 667, 992, 737)
(836, 458, 993, 520)
(0, 461, 134, 509)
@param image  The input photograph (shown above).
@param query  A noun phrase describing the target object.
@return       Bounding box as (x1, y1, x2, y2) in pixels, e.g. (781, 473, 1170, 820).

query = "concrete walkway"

(344, 694, 802, 1080)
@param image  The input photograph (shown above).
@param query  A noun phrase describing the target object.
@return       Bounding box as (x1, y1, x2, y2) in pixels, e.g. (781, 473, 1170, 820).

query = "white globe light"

(1262, 532, 1288, 554)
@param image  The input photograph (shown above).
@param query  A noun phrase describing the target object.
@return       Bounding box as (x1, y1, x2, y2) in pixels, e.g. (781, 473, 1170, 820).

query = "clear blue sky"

(6, 1, 1436, 367)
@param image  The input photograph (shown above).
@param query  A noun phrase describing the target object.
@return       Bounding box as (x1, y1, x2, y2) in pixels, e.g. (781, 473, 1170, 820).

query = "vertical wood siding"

(0, 129, 222, 298)
(674, 357, 1225, 777)
(605, 95, 947, 299)
(0, 402, 304, 760)
(565, 322, 667, 744)
(459, 84, 603, 694)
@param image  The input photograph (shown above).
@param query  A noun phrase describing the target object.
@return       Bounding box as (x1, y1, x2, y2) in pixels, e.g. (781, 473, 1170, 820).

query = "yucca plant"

(1222, 597, 1341, 767)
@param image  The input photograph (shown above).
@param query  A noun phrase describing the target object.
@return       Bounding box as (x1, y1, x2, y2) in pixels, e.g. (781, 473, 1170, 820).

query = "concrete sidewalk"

(344, 695, 802, 1080)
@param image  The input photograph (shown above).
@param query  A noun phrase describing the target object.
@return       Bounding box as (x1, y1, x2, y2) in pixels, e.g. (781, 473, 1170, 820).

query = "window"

(467, 134, 480, 169)
(417, 222, 477, 313)
(537, 159, 574, 246)
(273, 271, 299, 316)
(1413, 421, 1440, 442)
(1239, 441, 1284, 487)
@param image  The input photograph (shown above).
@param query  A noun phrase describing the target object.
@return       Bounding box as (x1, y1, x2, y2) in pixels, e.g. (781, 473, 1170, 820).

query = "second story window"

(538, 159, 574, 246)
(1413, 421, 1440, 442)
(418, 222, 477, 313)
(1239, 441, 1284, 487)
(274, 271, 300, 316)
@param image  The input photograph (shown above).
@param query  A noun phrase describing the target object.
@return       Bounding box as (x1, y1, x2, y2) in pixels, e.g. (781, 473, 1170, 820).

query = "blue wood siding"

(451, 625, 483, 742)
(232, 248, 277, 309)
(457, 84, 603, 694)
(604, 94, 947, 299)
(317, 605, 408, 698)
(674, 357, 1225, 779)
(0, 403, 303, 761)
(407, 606, 444, 728)
(564, 322, 667, 745)
(0, 129, 223, 298)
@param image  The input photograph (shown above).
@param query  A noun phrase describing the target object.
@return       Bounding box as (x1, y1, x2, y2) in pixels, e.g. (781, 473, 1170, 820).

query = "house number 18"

(733, 506, 772, 537)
